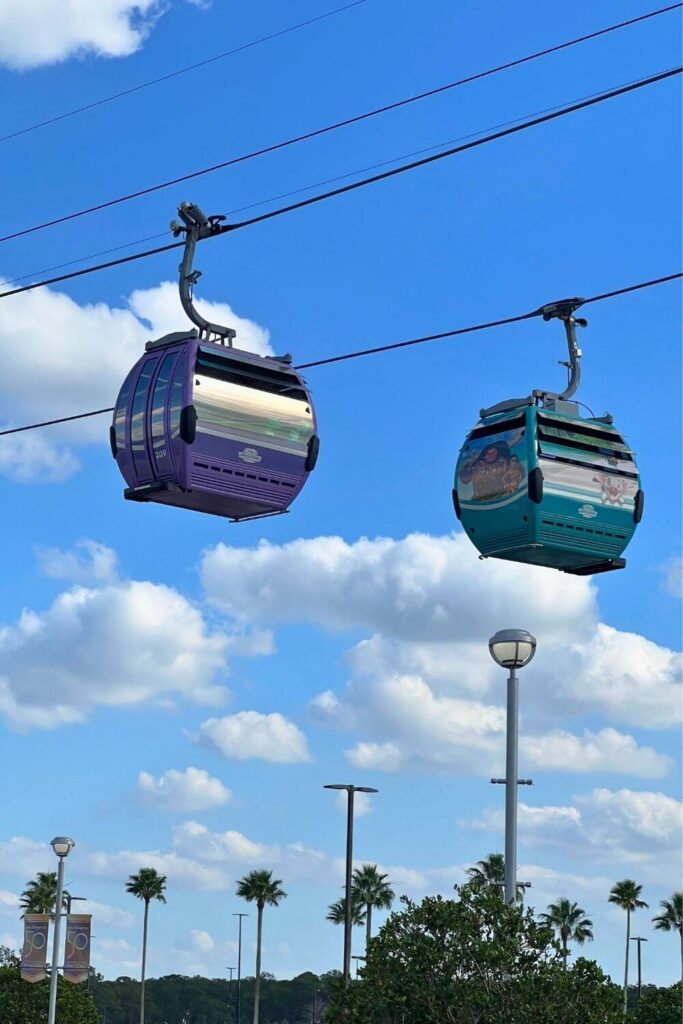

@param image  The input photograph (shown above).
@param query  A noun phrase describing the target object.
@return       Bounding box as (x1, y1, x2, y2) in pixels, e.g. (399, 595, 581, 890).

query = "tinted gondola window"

(193, 361, 314, 457)
(169, 360, 185, 440)
(114, 369, 135, 451)
(131, 361, 156, 476)
(151, 353, 177, 450)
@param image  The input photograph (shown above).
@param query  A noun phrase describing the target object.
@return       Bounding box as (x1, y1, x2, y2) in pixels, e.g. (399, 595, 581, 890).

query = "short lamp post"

(47, 836, 75, 1024)
(488, 630, 536, 904)
(324, 784, 378, 985)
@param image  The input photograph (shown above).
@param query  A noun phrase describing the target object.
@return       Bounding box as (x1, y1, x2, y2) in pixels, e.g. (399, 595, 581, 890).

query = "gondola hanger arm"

(170, 201, 236, 344)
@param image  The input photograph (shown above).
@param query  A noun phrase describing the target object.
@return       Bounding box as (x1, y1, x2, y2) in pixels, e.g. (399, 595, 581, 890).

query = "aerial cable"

(0, 0, 371, 145)
(2, 84, 632, 289)
(0, 65, 679, 302)
(1, 3, 680, 244)
(0, 272, 679, 438)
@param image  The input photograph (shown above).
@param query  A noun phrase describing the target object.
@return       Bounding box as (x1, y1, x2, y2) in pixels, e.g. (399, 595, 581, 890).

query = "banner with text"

(20, 914, 49, 983)
(63, 914, 92, 984)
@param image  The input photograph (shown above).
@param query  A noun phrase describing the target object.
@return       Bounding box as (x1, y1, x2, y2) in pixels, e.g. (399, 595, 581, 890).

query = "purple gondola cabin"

(110, 202, 319, 521)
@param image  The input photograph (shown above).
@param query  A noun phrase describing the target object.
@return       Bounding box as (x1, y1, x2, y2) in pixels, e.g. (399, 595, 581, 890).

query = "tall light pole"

(225, 965, 236, 1022)
(488, 629, 536, 904)
(47, 836, 75, 1024)
(630, 937, 648, 1001)
(233, 913, 248, 1024)
(324, 784, 378, 986)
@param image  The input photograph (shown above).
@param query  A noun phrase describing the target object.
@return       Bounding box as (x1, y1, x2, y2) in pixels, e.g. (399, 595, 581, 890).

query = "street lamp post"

(630, 937, 648, 1001)
(232, 913, 248, 1024)
(225, 966, 236, 1022)
(351, 954, 366, 979)
(47, 837, 75, 1024)
(324, 784, 378, 985)
(488, 629, 536, 905)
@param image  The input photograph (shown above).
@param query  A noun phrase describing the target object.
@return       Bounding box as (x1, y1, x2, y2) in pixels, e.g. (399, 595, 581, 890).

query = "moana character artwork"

(459, 429, 526, 502)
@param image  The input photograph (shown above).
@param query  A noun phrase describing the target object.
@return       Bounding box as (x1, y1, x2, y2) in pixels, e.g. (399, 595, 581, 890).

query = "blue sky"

(0, 0, 681, 990)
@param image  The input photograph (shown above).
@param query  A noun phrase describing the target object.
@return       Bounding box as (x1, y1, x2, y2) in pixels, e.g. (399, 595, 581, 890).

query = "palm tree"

(539, 898, 593, 967)
(126, 867, 167, 1024)
(351, 865, 394, 954)
(608, 879, 648, 1015)
(465, 853, 526, 899)
(19, 872, 70, 917)
(653, 891, 683, 983)
(326, 895, 366, 927)
(236, 869, 287, 1024)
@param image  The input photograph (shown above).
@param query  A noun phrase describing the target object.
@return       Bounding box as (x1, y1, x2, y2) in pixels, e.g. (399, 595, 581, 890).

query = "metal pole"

(630, 937, 647, 1002)
(313, 987, 318, 1024)
(504, 666, 519, 905)
(226, 966, 235, 1023)
(234, 914, 248, 1024)
(47, 856, 66, 1024)
(343, 787, 355, 986)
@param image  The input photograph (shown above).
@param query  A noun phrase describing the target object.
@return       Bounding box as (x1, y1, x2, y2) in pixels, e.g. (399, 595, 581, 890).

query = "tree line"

(6, 852, 681, 1023)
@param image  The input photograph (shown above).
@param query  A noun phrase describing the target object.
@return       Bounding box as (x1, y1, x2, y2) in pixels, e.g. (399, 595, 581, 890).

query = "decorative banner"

(20, 914, 49, 983)
(63, 914, 92, 984)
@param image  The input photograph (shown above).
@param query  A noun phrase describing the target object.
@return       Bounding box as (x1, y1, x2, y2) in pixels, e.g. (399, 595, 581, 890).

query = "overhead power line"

(0, 273, 679, 438)
(0, 0, 371, 145)
(1, 3, 680, 245)
(0, 66, 680, 302)
(1, 85, 629, 289)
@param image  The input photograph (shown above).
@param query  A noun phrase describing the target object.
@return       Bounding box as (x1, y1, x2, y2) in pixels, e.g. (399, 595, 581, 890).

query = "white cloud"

(0, 577, 230, 730)
(84, 848, 228, 891)
(465, 787, 683, 875)
(202, 533, 595, 643)
(552, 624, 682, 729)
(314, 671, 664, 780)
(0, 890, 19, 916)
(521, 728, 671, 778)
(0, 0, 161, 69)
(79, 900, 135, 928)
(138, 767, 232, 813)
(36, 539, 119, 584)
(0, 281, 271, 480)
(203, 533, 680, 735)
(0, 432, 80, 484)
(172, 821, 270, 864)
(195, 711, 311, 763)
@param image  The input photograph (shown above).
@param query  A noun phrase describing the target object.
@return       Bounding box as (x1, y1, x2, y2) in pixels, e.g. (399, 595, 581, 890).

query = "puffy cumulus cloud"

(521, 728, 671, 778)
(552, 624, 682, 729)
(36, 539, 119, 584)
(128, 283, 272, 356)
(137, 767, 232, 812)
(315, 673, 664, 779)
(0, 890, 19, 916)
(0, 281, 271, 480)
(0, 0, 161, 69)
(465, 787, 682, 875)
(195, 711, 311, 763)
(201, 533, 595, 644)
(79, 900, 135, 929)
(0, 431, 80, 484)
(84, 847, 228, 891)
(332, 673, 505, 774)
(171, 821, 338, 886)
(202, 532, 680, 734)
(0, 578, 230, 730)
(0, 837, 53, 878)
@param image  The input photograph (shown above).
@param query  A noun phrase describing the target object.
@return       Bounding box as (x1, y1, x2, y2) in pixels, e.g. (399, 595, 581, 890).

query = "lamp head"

(51, 836, 75, 858)
(488, 629, 537, 670)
